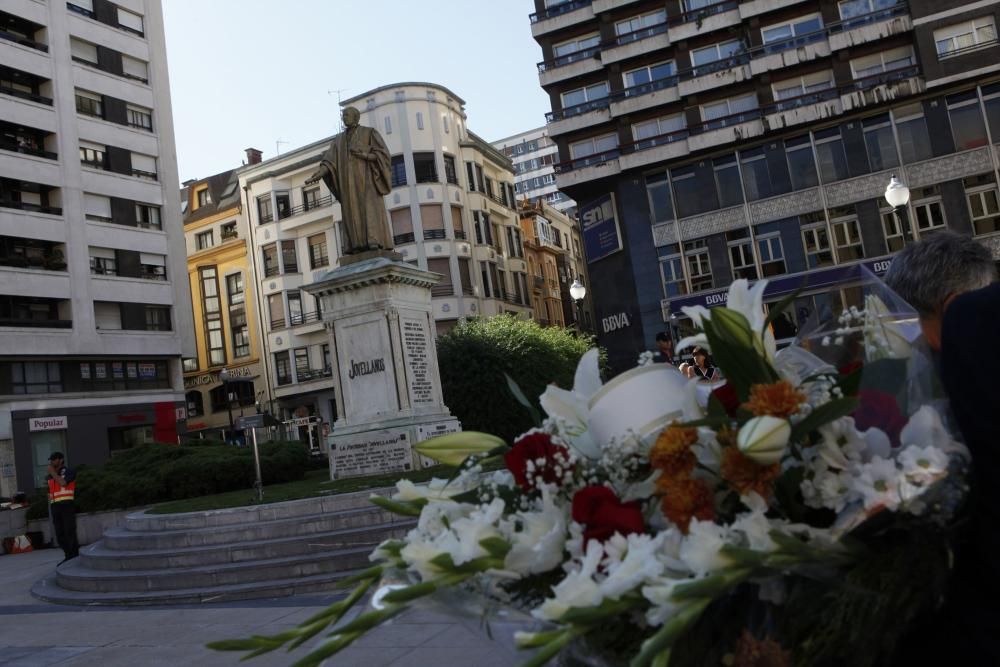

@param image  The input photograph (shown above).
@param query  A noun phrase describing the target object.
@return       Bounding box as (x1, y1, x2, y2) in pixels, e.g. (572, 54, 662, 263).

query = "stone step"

(102, 506, 403, 551)
(79, 521, 412, 571)
(56, 545, 376, 593)
(123, 487, 393, 532)
(32, 566, 364, 606)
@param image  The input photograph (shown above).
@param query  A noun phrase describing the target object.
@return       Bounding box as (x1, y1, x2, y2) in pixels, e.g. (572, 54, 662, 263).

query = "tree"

(436, 316, 597, 443)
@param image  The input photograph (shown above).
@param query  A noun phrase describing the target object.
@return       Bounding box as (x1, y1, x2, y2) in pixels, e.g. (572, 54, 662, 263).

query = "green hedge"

(27, 441, 310, 517)
(437, 315, 597, 443)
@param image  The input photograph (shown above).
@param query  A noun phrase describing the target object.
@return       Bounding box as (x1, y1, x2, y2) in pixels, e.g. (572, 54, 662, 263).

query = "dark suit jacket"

(939, 281, 1000, 663)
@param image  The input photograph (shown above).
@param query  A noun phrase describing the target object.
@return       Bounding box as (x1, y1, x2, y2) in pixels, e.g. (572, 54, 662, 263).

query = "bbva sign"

(601, 311, 631, 334)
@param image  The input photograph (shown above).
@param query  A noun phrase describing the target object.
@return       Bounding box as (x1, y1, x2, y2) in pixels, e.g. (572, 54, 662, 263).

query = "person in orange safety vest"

(46, 451, 78, 564)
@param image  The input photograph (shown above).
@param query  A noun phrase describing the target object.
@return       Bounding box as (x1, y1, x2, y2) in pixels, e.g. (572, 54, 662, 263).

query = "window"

(862, 114, 899, 171)
(121, 55, 148, 84)
(757, 223, 786, 276)
(727, 229, 758, 281)
(691, 40, 743, 75)
(68, 0, 93, 16)
(262, 243, 278, 277)
(75, 89, 102, 117)
(569, 133, 619, 162)
(139, 253, 166, 280)
(623, 61, 676, 89)
(934, 16, 997, 58)
(414, 152, 437, 183)
(814, 127, 849, 182)
(130, 153, 157, 180)
(850, 46, 914, 80)
(983, 83, 1000, 142)
(785, 136, 818, 190)
(881, 209, 905, 252)
(443, 155, 458, 185)
(948, 91, 988, 151)
(552, 32, 600, 62)
(287, 291, 302, 325)
(645, 172, 675, 223)
(196, 187, 210, 208)
(303, 187, 321, 210)
(144, 305, 170, 331)
(322, 343, 331, 371)
(475, 164, 485, 193)
(772, 70, 834, 102)
(268, 292, 284, 330)
(275, 351, 292, 386)
(671, 166, 705, 218)
(893, 103, 932, 163)
(281, 239, 298, 273)
(90, 248, 117, 276)
(700, 94, 758, 129)
(195, 230, 213, 250)
(117, 7, 144, 35)
(714, 155, 743, 208)
(186, 391, 203, 418)
(832, 216, 864, 261)
(136, 203, 160, 230)
(659, 246, 687, 297)
(10, 361, 61, 394)
(391, 155, 406, 187)
(416, 112, 424, 130)
(308, 233, 329, 269)
(839, 0, 900, 20)
(84, 193, 112, 223)
(740, 147, 772, 201)
(80, 142, 106, 169)
(293, 348, 310, 377)
(965, 173, 1000, 236)
(684, 240, 713, 291)
(200, 267, 224, 365)
(127, 105, 152, 131)
(257, 195, 273, 223)
(911, 186, 946, 233)
(384, 116, 392, 135)
(615, 9, 667, 42)
(632, 113, 686, 147)
(560, 82, 609, 111)
(69, 38, 98, 65)
(800, 212, 833, 268)
(762, 14, 823, 45)
(465, 161, 477, 192)
(226, 273, 244, 306)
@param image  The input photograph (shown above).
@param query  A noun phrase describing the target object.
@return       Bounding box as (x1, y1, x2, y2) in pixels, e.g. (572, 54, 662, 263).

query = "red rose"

(572, 485, 645, 546)
(852, 389, 906, 447)
(711, 382, 740, 417)
(505, 432, 571, 491)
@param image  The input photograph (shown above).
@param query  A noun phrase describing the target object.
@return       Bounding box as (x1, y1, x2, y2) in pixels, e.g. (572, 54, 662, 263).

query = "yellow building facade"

(181, 170, 267, 440)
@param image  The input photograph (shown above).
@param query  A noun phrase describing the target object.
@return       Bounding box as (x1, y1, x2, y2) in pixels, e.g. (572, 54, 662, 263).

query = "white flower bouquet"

(210, 278, 968, 667)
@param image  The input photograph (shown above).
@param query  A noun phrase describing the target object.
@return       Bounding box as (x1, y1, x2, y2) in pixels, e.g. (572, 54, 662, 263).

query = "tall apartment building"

(530, 0, 1000, 371)
(0, 0, 193, 494)
(181, 166, 268, 440)
(494, 127, 577, 216)
(240, 82, 532, 427)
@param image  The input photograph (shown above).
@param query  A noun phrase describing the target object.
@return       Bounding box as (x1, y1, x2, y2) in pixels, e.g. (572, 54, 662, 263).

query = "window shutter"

(121, 55, 148, 81)
(84, 193, 112, 219)
(130, 152, 156, 174)
(70, 38, 98, 63)
(117, 7, 143, 33)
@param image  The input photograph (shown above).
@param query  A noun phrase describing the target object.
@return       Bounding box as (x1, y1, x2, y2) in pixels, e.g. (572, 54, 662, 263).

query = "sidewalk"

(0, 549, 530, 666)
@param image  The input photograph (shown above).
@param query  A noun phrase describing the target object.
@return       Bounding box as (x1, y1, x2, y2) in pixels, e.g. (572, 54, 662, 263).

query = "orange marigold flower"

(649, 425, 698, 479)
(743, 381, 806, 419)
(659, 477, 715, 533)
(720, 447, 781, 498)
(732, 630, 792, 667)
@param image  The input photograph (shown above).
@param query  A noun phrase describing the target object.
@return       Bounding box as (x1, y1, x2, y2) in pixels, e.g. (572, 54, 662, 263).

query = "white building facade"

(0, 0, 193, 495)
(493, 126, 576, 217)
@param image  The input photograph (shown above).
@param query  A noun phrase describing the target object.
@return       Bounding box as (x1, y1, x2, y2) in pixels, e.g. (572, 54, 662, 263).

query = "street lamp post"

(569, 278, 586, 332)
(219, 367, 235, 445)
(885, 175, 914, 244)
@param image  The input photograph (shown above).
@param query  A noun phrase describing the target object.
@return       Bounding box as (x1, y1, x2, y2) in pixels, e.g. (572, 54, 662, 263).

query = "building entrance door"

(31, 430, 66, 489)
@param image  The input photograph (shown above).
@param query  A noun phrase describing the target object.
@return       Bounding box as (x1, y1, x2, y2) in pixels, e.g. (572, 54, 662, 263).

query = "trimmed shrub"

(437, 315, 597, 443)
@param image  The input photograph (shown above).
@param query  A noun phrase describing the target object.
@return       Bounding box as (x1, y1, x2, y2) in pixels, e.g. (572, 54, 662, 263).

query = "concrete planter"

(25, 507, 137, 548)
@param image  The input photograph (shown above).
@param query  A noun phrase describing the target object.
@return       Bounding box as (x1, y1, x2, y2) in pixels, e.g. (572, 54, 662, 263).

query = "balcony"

(678, 55, 752, 97)
(0, 66, 51, 106)
(600, 21, 670, 65)
(0, 120, 56, 160)
(610, 76, 681, 117)
(530, 0, 594, 38)
(431, 284, 454, 297)
(220, 229, 239, 241)
(394, 232, 415, 245)
(0, 296, 71, 328)
(0, 11, 47, 53)
(739, 0, 807, 19)
(289, 310, 324, 328)
(424, 229, 447, 240)
(0, 178, 61, 215)
(686, 109, 765, 152)
(537, 47, 603, 87)
(668, 0, 739, 42)
(827, 3, 911, 52)
(619, 128, 690, 171)
(749, 31, 831, 77)
(285, 194, 333, 219)
(297, 366, 333, 382)
(839, 65, 923, 112)
(763, 88, 842, 130)
(553, 149, 622, 188)
(0, 236, 66, 271)
(263, 264, 280, 278)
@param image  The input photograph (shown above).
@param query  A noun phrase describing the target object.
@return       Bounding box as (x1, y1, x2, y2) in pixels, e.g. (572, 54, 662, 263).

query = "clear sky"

(162, 0, 549, 182)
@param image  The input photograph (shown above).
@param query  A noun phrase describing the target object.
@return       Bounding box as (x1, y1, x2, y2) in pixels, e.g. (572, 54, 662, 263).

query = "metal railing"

(0, 139, 56, 160)
(553, 148, 621, 173)
(0, 317, 71, 328)
(546, 96, 611, 122)
(431, 284, 455, 297)
(289, 310, 322, 327)
(529, 0, 591, 23)
(297, 367, 333, 382)
(0, 199, 61, 215)
(394, 232, 415, 245)
(263, 265, 280, 278)
(762, 88, 840, 114)
(827, 2, 907, 33)
(131, 168, 157, 181)
(423, 229, 447, 240)
(284, 194, 333, 218)
(613, 21, 668, 46)
(2, 85, 51, 106)
(537, 45, 601, 73)
(0, 30, 47, 52)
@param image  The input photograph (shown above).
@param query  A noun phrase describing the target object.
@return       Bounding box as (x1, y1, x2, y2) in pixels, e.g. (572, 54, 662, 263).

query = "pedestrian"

(46, 452, 79, 564)
(653, 332, 675, 365)
(690, 347, 719, 382)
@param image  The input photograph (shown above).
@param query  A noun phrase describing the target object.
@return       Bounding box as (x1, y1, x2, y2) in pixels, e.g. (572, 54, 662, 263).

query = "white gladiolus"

(599, 533, 667, 600)
(679, 520, 733, 577)
(503, 488, 567, 575)
(534, 540, 605, 621)
(737, 416, 791, 465)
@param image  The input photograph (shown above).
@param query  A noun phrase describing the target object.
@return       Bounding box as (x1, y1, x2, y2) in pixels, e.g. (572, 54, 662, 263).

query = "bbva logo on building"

(601, 311, 631, 334)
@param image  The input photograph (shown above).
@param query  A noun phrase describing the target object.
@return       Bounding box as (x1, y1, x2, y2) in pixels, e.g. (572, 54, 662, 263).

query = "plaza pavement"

(0, 548, 532, 666)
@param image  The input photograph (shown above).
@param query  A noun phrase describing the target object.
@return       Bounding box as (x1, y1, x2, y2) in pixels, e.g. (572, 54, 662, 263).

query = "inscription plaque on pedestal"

(330, 427, 413, 479)
(402, 318, 435, 406)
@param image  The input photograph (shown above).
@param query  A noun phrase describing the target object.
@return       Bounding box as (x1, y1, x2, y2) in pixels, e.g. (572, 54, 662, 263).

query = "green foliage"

(34, 441, 315, 514)
(436, 315, 596, 443)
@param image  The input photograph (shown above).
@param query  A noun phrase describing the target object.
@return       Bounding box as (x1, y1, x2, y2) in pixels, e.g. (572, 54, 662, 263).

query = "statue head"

(342, 106, 361, 128)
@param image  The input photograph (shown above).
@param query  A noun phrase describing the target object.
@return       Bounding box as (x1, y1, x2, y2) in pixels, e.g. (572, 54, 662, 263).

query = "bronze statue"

(307, 106, 393, 254)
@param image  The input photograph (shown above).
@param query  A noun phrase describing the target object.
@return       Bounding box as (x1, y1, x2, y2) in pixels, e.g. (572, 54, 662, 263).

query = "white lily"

(540, 348, 603, 459)
(678, 279, 775, 361)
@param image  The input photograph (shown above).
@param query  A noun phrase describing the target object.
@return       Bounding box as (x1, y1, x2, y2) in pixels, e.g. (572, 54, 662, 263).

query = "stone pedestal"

(304, 256, 459, 479)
